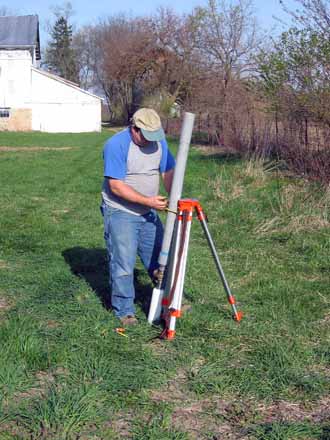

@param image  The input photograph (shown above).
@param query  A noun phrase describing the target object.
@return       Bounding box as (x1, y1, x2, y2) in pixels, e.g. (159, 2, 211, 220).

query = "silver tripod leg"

(198, 214, 242, 321)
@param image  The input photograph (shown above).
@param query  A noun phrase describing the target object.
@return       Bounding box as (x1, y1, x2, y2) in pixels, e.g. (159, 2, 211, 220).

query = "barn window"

(0, 108, 10, 118)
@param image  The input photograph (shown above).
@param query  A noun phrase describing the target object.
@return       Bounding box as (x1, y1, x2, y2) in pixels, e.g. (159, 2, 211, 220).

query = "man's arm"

(109, 179, 168, 210)
(161, 168, 174, 194)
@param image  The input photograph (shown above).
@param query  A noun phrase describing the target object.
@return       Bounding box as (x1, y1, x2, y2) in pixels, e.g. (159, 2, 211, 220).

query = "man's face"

(131, 126, 150, 147)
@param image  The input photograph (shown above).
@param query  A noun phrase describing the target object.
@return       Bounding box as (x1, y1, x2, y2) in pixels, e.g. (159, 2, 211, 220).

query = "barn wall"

(0, 109, 32, 131)
(31, 69, 101, 132)
(0, 50, 102, 133)
(32, 102, 101, 133)
(0, 50, 32, 107)
(0, 50, 33, 131)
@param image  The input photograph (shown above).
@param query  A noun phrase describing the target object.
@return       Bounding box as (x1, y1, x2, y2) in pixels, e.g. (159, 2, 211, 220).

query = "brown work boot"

(119, 315, 138, 326)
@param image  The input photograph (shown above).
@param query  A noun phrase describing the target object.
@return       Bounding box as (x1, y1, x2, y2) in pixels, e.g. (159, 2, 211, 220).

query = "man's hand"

(147, 195, 168, 211)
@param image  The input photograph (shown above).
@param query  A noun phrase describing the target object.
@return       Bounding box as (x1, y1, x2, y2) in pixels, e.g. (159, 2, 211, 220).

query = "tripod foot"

(233, 311, 243, 322)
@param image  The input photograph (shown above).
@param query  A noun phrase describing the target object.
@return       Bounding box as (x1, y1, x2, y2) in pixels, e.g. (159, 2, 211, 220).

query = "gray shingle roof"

(0, 15, 40, 59)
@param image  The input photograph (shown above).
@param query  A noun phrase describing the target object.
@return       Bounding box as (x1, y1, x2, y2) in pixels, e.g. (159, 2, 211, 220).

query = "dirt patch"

(150, 368, 191, 404)
(148, 364, 330, 439)
(52, 209, 70, 215)
(45, 320, 60, 329)
(7, 368, 68, 407)
(257, 397, 330, 424)
(171, 396, 330, 439)
(0, 260, 9, 269)
(149, 367, 239, 439)
(171, 398, 240, 439)
(103, 380, 330, 440)
(103, 413, 134, 439)
(0, 146, 75, 152)
(12, 371, 56, 401)
(0, 422, 30, 440)
(0, 296, 11, 311)
(319, 312, 330, 323)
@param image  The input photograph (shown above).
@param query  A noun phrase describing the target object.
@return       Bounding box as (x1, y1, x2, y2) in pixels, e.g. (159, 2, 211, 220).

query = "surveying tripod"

(160, 199, 243, 340)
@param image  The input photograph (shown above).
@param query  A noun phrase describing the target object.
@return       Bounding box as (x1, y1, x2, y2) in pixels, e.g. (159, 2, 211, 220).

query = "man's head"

(131, 108, 165, 144)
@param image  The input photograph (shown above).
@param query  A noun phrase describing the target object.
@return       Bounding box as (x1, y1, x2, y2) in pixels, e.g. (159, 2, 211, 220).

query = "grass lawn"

(0, 129, 329, 439)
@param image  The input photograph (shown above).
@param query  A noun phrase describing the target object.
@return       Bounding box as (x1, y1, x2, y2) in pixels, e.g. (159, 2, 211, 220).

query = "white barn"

(0, 15, 102, 133)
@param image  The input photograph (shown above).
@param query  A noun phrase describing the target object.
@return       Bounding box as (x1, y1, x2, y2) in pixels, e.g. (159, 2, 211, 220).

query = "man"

(101, 108, 175, 326)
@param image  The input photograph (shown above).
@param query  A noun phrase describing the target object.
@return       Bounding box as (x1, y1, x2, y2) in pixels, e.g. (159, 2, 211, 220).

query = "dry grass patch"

(255, 213, 329, 236)
(52, 208, 71, 223)
(234, 158, 277, 188)
(244, 159, 267, 183)
(193, 145, 236, 156)
(52, 209, 70, 215)
(0, 296, 11, 311)
(277, 184, 299, 215)
(209, 175, 244, 202)
(283, 214, 330, 233)
(0, 146, 75, 152)
(0, 260, 10, 270)
(254, 217, 281, 235)
(319, 313, 330, 324)
(31, 196, 46, 202)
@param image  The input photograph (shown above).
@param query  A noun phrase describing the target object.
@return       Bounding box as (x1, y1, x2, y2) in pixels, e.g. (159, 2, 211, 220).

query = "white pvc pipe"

(158, 112, 195, 267)
(147, 287, 163, 324)
(148, 112, 195, 324)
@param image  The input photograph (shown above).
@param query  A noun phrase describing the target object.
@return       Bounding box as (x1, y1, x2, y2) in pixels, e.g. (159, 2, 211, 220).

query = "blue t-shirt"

(102, 128, 175, 215)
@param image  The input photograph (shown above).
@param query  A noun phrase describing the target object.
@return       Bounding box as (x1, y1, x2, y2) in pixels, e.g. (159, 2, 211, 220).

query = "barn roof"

(0, 15, 40, 60)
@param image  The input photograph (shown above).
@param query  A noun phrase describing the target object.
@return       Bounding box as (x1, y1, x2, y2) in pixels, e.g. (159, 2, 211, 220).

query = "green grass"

(0, 130, 329, 439)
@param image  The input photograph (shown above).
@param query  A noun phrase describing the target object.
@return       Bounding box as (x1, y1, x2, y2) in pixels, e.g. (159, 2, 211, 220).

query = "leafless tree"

(146, 8, 202, 111)
(192, 0, 263, 86)
(72, 26, 99, 91)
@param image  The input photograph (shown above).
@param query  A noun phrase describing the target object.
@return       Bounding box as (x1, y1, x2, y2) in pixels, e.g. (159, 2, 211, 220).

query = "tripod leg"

(167, 212, 192, 338)
(198, 211, 242, 321)
(161, 217, 181, 312)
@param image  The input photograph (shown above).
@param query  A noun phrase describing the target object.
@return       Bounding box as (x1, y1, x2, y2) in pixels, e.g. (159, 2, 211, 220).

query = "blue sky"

(4, 0, 297, 42)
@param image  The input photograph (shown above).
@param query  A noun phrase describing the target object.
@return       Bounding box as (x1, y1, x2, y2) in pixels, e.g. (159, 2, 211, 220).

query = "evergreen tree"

(45, 16, 79, 83)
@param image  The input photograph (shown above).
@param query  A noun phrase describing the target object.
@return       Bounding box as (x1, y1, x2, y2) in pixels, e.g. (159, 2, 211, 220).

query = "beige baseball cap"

(132, 108, 165, 142)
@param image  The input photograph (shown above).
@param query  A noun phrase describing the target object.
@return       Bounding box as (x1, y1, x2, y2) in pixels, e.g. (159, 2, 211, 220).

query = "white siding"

(32, 102, 101, 132)
(0, 50, 32, 107)
(31, 69, 101, 132)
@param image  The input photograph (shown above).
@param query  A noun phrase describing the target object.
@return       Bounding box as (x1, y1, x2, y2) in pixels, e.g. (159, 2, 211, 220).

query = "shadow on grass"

(62, 247, 152, 316)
